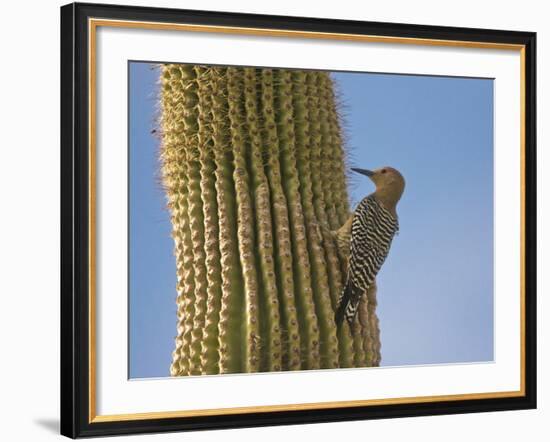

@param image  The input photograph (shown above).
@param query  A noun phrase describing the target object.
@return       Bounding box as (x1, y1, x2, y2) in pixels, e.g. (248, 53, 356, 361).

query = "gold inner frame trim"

(88, 18, 527, 424)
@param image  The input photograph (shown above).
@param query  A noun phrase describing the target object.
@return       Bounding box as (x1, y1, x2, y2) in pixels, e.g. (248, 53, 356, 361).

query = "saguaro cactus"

(159, 64, 381, 375)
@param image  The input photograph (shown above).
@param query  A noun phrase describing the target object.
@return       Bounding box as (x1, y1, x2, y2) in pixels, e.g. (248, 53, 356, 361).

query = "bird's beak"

(351, 168, 374, 178)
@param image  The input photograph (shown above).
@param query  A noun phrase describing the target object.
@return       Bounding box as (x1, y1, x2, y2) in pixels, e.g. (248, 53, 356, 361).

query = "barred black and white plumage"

(335, 194, 399, 326)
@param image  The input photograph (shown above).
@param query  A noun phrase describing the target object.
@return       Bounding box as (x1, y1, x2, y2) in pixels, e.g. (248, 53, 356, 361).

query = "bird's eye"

(381, 169, 387, 174)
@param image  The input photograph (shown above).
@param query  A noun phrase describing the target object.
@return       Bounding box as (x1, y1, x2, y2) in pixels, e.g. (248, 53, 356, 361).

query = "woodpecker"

(335, 166, 405, 327)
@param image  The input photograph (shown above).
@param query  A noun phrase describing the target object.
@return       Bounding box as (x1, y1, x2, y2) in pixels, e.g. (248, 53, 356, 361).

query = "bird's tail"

(335, 279, 362, 327)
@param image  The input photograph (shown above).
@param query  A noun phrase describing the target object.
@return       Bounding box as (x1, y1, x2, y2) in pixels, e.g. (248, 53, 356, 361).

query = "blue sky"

(129, 62, 494, 378)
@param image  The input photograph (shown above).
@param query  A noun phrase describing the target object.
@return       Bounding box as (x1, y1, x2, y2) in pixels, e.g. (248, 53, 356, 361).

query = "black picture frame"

(61, 2, 537, 438)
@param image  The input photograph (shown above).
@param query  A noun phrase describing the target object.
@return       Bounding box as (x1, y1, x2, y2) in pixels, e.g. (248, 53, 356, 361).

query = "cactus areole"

(159, 64, 381, 375)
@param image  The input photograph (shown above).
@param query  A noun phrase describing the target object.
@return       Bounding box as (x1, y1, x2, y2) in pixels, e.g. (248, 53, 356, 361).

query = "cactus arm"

(162, 65, 358, 374)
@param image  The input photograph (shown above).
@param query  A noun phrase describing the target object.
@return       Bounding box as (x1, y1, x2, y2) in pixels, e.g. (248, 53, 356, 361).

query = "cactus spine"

(160, 64, 381, 375)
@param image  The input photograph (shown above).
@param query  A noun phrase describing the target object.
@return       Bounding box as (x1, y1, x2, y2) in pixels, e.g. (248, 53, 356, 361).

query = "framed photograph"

(60, 2, 536, 438)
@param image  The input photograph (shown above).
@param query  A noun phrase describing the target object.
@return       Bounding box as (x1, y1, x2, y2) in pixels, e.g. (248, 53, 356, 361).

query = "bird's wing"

(348, 195, 398, 291)
(336, 195, 398, 325)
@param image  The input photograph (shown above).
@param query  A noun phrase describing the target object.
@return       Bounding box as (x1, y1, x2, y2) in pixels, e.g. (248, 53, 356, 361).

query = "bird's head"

(352, 166, 405, 209)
